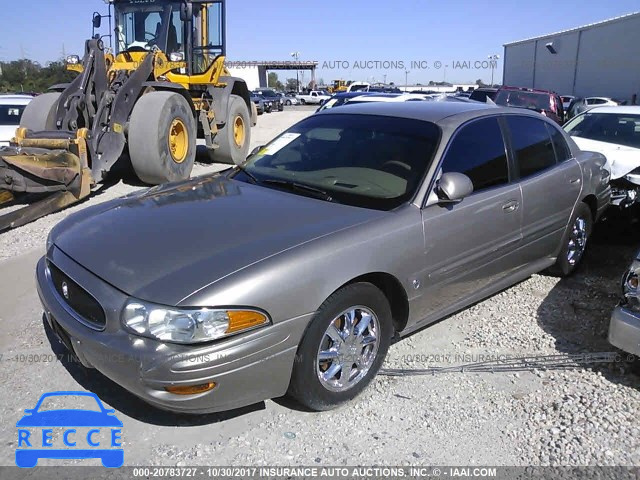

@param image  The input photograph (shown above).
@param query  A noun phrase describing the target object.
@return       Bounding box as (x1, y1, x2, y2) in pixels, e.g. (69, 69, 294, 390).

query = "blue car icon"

(16, 391, 123, 468)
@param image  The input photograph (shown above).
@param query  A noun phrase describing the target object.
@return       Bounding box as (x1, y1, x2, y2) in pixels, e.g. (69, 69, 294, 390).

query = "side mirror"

(436, 172, 474, 203)
(180, 3, 193, 22)
(92, 13, 102, 29)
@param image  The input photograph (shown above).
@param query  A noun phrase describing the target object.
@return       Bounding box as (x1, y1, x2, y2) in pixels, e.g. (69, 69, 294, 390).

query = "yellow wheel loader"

(0, 0, 256, 231)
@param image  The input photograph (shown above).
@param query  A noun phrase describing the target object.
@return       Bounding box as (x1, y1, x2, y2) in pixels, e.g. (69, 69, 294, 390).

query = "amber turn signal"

(165, 382, 216, 395)
(226, 310, 268, 333)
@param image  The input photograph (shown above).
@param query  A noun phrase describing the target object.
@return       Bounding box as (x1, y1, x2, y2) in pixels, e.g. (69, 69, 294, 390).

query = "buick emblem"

(61, 282, 69, 300)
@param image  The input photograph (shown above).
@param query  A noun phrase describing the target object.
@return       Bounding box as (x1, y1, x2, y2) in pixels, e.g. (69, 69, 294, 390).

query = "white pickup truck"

(296, 90, 330, 105)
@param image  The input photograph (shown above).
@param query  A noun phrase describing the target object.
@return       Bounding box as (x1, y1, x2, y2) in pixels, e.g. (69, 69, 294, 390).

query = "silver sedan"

(38, 102, 610, 413)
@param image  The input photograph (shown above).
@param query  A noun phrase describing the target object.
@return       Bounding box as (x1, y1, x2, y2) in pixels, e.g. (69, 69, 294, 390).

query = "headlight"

(121, 300, 269, 344)
(66, 55, 80, 65)
(169, 52, 184, 62)
(622, 257, 640, 311)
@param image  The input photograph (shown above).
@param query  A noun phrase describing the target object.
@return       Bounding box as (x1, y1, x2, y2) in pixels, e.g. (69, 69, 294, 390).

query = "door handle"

(502, 201, 519, 212)
(569, 178, 581, 184)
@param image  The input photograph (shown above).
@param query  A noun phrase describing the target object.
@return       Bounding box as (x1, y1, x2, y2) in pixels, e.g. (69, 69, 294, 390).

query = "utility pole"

(488, 54, 500, 86)
(290, 51, 300, 92)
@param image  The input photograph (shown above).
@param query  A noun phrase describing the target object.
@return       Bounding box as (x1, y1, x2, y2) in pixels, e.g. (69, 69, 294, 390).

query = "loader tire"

(212, 95, 251, 165)
(19, 92, 61, 131)
(129, 91, 196, 185)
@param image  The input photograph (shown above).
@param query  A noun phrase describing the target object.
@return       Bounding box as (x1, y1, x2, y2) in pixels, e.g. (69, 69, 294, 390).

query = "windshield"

(115, 0, 182, 53)
(317, 97, 351, 111)
(469, 90, 495, 102)
(233, 114, 440, 210)
(495, 90, 552, 111)
(0, 104, 26, 125)
(564, 112, 640, 149)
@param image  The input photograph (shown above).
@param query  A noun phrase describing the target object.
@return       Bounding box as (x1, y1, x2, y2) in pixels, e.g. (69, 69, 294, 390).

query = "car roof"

(585, 105, 640, 114)
(348, 93, 430, 103)
(499, 85, 558, 95)
(0, 94, 34, 105)
(331, 92, 374, 98)
(318, 100, 507, 123)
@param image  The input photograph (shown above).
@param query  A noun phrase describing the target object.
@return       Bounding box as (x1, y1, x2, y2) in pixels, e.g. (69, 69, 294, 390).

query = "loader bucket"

(0, 130, 94, 231)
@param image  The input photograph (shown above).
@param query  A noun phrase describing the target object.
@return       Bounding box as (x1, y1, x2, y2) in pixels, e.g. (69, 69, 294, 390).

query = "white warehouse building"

(502, 12, 640, 103)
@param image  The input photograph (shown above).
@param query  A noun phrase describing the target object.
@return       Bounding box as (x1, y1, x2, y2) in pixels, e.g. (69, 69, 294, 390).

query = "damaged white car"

(564, 106, 640, 209)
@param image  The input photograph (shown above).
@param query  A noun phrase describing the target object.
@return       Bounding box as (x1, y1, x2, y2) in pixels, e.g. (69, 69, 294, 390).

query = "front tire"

(547, 202, 592, 277)
(287, 283, 393, 411)
(212, 95, 251, 165)
(20, 92, 61, 131)
(128, 91, 196, 185)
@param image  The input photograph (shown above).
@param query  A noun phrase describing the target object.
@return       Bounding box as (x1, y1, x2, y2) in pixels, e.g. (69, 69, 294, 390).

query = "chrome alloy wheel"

(316, 306, 380, 392)
(567, 216, 587, 266)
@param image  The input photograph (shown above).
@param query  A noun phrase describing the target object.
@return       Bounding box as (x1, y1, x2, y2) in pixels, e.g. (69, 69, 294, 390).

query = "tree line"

(0, 59, 76, 94)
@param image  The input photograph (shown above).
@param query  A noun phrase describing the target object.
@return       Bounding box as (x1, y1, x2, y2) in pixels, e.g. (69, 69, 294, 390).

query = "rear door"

(504, 115, 582, 263)
(415, 116, 523, 319)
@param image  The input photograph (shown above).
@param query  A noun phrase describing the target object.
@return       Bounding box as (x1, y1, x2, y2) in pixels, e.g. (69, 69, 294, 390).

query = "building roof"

(504, 11, 640, 46)
(226, 61, 318, 70)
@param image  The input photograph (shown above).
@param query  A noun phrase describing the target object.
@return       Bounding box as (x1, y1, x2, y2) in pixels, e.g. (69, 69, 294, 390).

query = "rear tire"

(212, 95, 251, 165)
(19, 92, 61, 131)
(287, 283, 393, 411)
(547, 202, 592, 277)
(128, 91, 196, 185)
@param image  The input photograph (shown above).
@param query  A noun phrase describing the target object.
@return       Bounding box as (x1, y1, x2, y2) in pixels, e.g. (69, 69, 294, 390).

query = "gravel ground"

(0, 106, 638, 468)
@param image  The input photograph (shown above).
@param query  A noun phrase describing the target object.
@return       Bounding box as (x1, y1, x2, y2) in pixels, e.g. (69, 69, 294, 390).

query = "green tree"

(267, 72, 284, 91)
(0, 58, 76, 93)
(285, 78, 298, 91)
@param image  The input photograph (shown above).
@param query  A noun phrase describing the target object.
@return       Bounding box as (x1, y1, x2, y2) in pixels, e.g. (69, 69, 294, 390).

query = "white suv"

(0, 94, 34, 145)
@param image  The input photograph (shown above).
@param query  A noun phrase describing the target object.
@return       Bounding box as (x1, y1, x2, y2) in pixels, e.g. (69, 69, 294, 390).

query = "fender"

(207, 76, 251, 128)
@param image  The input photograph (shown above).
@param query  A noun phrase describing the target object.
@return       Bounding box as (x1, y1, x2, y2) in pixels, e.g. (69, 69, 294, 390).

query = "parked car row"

(251, 89, 284, 115)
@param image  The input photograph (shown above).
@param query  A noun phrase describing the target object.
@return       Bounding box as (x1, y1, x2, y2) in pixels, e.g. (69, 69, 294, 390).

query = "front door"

(414, 116, 522, 321)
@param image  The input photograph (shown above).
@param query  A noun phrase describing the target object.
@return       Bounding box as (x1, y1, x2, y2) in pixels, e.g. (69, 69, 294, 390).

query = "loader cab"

(112, 0, 225, 75)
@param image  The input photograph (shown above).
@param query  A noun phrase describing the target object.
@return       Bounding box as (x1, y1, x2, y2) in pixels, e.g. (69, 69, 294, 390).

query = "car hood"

(571, 136, 640, 179)
(54, 175, 383, 305)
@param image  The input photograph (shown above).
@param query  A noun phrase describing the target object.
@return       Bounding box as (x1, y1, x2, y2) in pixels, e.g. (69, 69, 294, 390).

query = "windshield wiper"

(234, 164, 260, 184)
(261, 179, 337, 203)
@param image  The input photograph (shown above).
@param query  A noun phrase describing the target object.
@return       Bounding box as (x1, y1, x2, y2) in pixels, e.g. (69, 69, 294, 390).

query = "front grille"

(48, 261, 106, 329)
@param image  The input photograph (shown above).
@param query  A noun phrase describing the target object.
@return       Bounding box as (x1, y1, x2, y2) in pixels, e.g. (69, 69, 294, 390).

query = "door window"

(506, 116, 556, 178)
(440, 117, 509, 192)
(546, 124, 572, 162)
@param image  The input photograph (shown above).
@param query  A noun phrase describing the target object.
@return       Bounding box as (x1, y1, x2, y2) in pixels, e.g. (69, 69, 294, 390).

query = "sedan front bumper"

(36, 248, 312, 414)
(609, 304, 640, 356)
